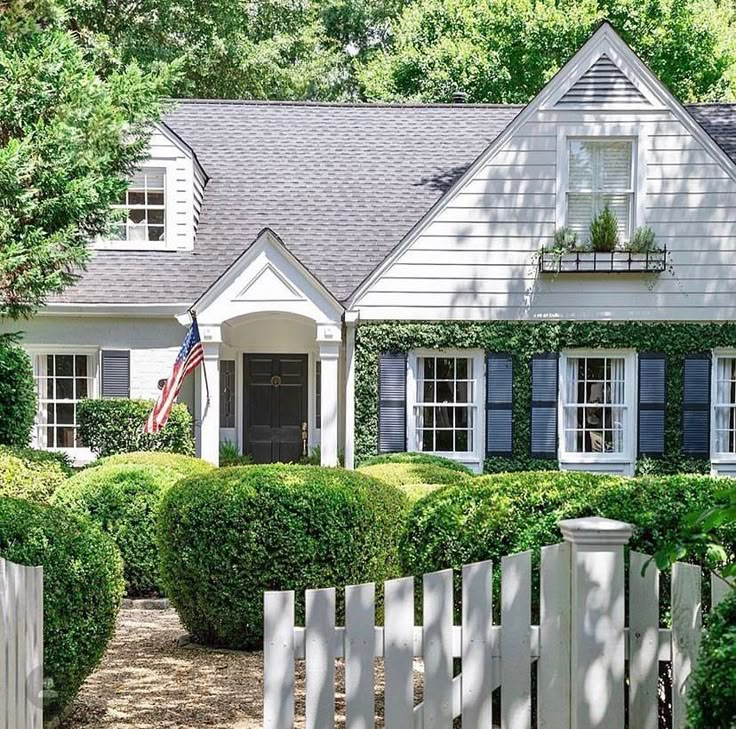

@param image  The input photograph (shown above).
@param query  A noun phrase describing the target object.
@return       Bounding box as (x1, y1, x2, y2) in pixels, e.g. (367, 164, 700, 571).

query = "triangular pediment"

(233, 262, 306, 302)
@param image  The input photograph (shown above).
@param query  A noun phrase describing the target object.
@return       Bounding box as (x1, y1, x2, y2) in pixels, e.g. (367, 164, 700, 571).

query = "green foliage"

(77, 399, 194, 457)
(686, 589, 736, 729)
(628, 226, 659, 254)
(157, 465, 408, 648)
(219, 440, 252, 467)
(0, 6, 173, 318)
(52, 463, 181, 596)
(0, 341, 36, 445)
(358, 462, 472, 502)
(90, 450, 212, 480)
(551, 226, 580, 253)
(358, 451, 474, 474)
(589, 205, 619, 252)
(358, 0, 736, 104)
(0, 496, 124, 719)
(0, 445, 72, 503)
(354, 320, 736, 472)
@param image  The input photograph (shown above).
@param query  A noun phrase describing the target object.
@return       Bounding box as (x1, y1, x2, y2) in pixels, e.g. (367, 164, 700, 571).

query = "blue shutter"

(638, 353, 666, 456)
(531, 354, 558, 458)
(486, 353, 513, 455)
(101, 350, 130, 398)
(682, 354, 711, 456)
(378, 352, 407, 453)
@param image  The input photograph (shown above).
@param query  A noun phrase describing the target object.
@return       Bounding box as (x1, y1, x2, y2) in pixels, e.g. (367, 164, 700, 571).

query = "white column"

(317, 323, 342, 467)
(343, 312, 359, 470)
(559, 516, 633, 729)
(199, 335, 221, 466)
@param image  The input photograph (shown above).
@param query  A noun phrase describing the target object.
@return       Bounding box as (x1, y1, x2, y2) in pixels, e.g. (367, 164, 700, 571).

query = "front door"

(243, 354, 308, 463)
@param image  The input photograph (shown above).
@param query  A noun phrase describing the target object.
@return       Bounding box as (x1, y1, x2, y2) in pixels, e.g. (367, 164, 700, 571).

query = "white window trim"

(95, 159, 180, 252)
(710, 348, 736, 464)
(556, 124, 648, 238)
(26, 345, 100, 463)
(406, 349, 485, 471)
(558, 349, 638, 469)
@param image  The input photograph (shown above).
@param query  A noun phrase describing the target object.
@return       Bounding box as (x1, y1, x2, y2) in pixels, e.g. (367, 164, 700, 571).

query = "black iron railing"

(538, 247, 667, 274)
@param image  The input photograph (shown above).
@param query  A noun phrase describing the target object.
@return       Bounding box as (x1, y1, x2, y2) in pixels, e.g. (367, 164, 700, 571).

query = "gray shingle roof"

(54, 100, 736, 306)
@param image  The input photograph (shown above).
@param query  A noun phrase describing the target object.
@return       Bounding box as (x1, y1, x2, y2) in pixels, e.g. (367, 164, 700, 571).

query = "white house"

(6, 24, 736, 476)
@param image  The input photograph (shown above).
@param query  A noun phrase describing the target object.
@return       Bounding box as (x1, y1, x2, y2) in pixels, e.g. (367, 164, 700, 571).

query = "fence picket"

(710, 574, 730, 609)
(538, 542, 570, 729)
(629, 552, 659, 729)
(671, 562, 702, 729)
(7, 561, 18, 729)
(305, 588, 336, 729)
(345, 583, 375, 729)
(423, 569, 453, 729)
(461, 560, 493, 729)
(28, 566, 43, 729)
(264, 590, 295, 729)
(501, 551, 531, 729)
(384, 577, 414, 729)
(0, 559, 7, 729)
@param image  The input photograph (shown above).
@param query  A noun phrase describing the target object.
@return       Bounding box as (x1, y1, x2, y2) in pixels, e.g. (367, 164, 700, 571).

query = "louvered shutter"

(486, 353, 513, 455)
(682, 354, 711, 456)
(638, 353, 666, 456)
(531, 354, 558, 458)
(101, 350, 130, 398)
(378, 352, 407, 453)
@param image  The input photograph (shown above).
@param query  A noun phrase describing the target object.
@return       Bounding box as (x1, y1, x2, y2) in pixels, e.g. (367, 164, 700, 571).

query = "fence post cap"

(558, 516, 633, 545)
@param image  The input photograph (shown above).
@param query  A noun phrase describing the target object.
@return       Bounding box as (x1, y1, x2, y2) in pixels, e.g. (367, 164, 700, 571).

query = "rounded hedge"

(0, 445, 73, 503)
(89, 451, 213, 480)
(158, 465, 409, 649)
(0, 341, 36, 447)
(0, 497, 123, 720)
(358, 452, 474, 475)
(358, 462, 472, 502)
(687, 589, 736, 728)
(52, 463, 182, 596)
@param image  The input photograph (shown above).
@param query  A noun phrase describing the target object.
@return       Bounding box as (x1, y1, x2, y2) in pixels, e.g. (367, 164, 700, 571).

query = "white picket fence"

(263, 516, 732, 729)
(0, 557, 43, 729)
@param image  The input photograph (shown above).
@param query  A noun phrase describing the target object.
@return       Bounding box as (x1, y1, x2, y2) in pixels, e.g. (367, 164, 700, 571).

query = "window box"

(538, 247, 666, 275)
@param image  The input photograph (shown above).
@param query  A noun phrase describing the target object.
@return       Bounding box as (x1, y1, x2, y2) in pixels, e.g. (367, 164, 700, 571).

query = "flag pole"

(190, 309, 211, 406)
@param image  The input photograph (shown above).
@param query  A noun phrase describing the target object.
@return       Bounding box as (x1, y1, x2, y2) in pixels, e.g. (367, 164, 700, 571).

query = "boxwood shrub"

(0, 445, 72, 503)
(158, 465, 409, 649)
(52, 463, 182, 596)
(687, 589, 736, 728)
(0, 340, 36, 447)
(0, 497, 123, 720)
(358, 462, 472, 502)
(77, 398, 194, 457)
(358, 452, 474, 475)
(89, 451, 213, 480)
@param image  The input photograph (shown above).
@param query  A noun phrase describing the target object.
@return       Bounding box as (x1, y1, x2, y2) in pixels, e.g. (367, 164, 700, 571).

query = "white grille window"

(714, 357, 736, 454)
(415, 355, 474, 453)
(34, 353, 95, 449)
(113, 168, 166, 243)
(567, 140, 634, 241)
(563, 355, 628, 454)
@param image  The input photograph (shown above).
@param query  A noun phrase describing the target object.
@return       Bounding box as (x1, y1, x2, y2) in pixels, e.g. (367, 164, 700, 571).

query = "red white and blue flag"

(143, 317, 204, 434)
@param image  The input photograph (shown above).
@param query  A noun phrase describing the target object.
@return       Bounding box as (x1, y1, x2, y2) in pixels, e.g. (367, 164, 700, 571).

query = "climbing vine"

(354, 320, 736, 474)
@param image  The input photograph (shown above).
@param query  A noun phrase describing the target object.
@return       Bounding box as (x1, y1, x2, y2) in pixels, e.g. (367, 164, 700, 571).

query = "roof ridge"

(167, 98, 526, 109)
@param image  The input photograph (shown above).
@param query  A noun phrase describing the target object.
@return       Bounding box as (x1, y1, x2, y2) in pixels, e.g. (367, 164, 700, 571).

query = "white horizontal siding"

(356, 102, 736, 322)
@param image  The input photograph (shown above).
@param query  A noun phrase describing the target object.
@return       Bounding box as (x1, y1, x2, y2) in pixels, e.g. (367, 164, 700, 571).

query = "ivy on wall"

(354, 321, 736, 474)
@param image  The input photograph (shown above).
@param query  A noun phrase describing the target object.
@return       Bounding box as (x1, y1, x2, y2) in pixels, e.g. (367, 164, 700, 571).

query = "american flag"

(143, 318, 204, 434)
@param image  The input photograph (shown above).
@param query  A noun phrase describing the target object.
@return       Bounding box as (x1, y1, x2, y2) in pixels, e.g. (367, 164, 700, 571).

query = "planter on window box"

(538, 247, 667, 274)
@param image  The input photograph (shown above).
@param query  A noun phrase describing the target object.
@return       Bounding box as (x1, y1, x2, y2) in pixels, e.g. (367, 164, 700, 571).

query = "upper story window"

(714, 356, 736, 454)
(113, 168, 166, 244)
(567, 140, 634, 241)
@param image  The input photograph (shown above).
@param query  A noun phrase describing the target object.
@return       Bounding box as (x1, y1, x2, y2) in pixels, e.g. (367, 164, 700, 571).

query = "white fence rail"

(263, 516, 731, 729)
(0, 557, 43, 729)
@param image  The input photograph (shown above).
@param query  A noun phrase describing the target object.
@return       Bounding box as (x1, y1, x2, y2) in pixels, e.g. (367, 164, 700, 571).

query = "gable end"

(556, 54, 649, 107)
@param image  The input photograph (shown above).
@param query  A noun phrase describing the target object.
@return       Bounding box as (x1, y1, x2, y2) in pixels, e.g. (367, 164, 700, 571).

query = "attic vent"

(556, 54, 649, 106)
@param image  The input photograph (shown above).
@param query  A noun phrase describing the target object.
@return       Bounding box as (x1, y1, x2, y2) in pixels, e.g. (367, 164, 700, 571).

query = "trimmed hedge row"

(358, 462, 471, 502)
(0, 497, 124, 720)
(0, 445, 72, 503)
(157, 465, 409, 649)
(358, 452, 474, 474)
(90, 451, 213, 479)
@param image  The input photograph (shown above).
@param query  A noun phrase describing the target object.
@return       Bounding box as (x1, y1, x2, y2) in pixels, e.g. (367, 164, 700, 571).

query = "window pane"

(423, 382, 434, 403)
(148, 191, 164, 206)
(129, 208, 146, 224)
(436, 381, 453, 402)
(436, 430, 453, 451)
(455, 430, 468, 452)
(55, 378, 74, 400)
(56, 355, 73, 377)
(600, 194, 631, 239)
(435, 405, 452, 428)
(600, 142, 632, 189)
(436, 358, 454, 380)
(148, 209, 164, 225)
(148, 226, 164, 242)
(455, 407, 469, 428)
(76, 378, 88, 399)
(455, 381, 469, 403)
(567, 193, 595, 237)
(146, 169, 165, 188)
(128, 191, 146, 207)
(422, 430, 434, 451)
(56, 426, 75, 448)
(75, 356, 88, 377)
(456, 358, 468, 379)
(423, 357, 435, 379)
(568, 140, 594, 190)
(56, 403, 74, 424)
(422, 408, 434, 427)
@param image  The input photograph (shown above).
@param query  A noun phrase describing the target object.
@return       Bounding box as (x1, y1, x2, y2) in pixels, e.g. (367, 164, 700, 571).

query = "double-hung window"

(113, 167, 166, 243)
(567, 139, 634, 241)
(562, 353, 631, 455)
(714, 356, 736, 454)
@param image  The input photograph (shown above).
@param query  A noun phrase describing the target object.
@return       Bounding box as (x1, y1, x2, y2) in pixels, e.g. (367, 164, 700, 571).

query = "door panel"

(244, 354, 308, 463)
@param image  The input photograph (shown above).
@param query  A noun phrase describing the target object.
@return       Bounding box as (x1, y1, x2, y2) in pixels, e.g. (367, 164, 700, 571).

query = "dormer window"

(566, 139, 634, 241)
(113, 167, 166, 243)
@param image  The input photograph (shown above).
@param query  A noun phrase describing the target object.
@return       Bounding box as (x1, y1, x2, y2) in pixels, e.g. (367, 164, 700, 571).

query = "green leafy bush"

(52, 463, 183, 596)
(0, 341, 36, 446)
(686, 589, 736, 728)
(89, 451, 212, 480)
(628, 226, 658, 254)
(158, 465, 409, 648)
(0, 497, 123, 719)
(358, 462, 472, 502)
(78, 398, 194, 457)
(358, 452, 474, 475)
(0, 445, 72, 503)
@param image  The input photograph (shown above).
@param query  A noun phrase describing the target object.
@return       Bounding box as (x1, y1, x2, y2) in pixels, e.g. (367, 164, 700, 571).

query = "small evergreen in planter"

(628, 226, 658, 254)
(589, 205, 619, 252)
